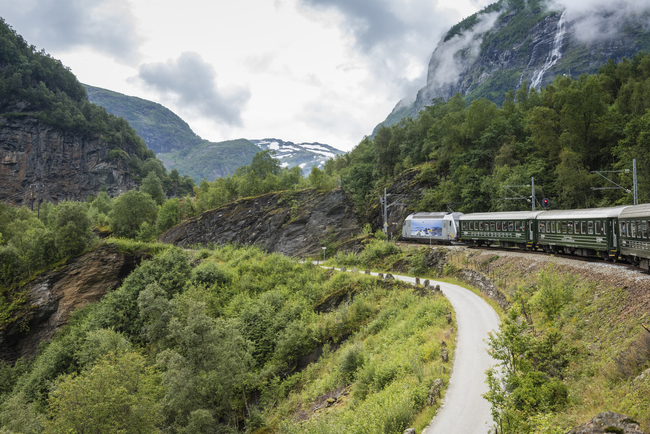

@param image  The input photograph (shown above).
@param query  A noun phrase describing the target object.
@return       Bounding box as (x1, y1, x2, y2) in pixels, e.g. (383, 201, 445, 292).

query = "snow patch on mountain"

(249, 138, 345, 175)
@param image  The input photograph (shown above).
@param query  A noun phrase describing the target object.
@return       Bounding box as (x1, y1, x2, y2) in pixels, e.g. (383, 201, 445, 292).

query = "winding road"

(350, 270, 501, 433)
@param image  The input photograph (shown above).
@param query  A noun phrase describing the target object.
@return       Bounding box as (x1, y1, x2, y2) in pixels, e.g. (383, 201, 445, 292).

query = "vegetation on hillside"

(191, 150, 338, 215)
(84, 84, 203, 154)
(0, 243, 454, 434)
(159, 139, 261, 183)
(327, 52, 650, 216)
(0, 19, 194, 197)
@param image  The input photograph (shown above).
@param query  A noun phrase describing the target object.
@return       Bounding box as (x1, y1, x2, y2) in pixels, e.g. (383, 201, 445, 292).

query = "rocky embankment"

(159, 188, 362, 257)
(0, 244, 145, 363)
(0, 115, 139, 205)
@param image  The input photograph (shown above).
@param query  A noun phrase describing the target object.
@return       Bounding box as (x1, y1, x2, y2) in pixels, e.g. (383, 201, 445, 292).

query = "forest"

(324, 53, 650, 214)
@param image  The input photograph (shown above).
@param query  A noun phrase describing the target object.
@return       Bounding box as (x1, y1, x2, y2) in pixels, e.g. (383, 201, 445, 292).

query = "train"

(401, 204, 650, 271)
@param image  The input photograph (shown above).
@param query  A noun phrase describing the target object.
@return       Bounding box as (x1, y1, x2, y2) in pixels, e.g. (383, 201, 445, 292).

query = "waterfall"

(530, 11, 566, 89)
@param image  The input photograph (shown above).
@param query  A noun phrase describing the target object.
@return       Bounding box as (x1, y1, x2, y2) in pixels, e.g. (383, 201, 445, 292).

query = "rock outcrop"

(0, 115, 139, 205)
(159, 188, 362, 258)
(567, 412, 645, 434)
(0, 244, 145, 363)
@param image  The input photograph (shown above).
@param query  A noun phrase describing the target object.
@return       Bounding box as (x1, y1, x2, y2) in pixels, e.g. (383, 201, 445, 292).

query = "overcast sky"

(0, 0, 493, 151)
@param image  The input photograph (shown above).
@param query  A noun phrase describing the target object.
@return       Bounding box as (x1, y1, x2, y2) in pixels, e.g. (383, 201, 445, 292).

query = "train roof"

(460, 211, 544, 221)
(619, 203, 650, 219)
(537, 206, 630, 219)
(405, 212, 462, 220)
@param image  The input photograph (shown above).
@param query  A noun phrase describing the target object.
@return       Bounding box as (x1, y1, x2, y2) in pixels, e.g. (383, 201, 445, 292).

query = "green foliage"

(327, 53, 650, 214)
(109, 190, 158, 239)
(140, 171, 166, 205)
(46, 351, 163, 434)
(0, 240, 456, 434)
(531, 272, 575, 322)
(484, 271, 583, 434)
(156, 197, 182, 233)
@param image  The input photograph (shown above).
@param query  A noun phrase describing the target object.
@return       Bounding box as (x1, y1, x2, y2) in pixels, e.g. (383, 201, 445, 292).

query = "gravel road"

(358, 270, 501, 433)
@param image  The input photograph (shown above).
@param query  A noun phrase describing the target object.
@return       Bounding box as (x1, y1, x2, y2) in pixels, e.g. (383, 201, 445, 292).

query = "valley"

(2, 0, 650, 433)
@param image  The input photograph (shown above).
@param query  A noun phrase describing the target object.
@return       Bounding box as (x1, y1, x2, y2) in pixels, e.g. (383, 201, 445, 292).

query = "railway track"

(395, 240, 646, 274)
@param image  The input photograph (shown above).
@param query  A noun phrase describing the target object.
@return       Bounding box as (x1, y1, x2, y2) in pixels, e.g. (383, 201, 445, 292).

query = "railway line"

(395, 240, 646, 274)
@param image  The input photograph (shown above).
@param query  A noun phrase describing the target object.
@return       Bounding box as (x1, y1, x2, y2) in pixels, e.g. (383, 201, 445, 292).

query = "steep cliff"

(0, 20, 167, 205)
(159, 188, 362, 257)
(379, 0, 650, 130)
(0, 115, 139, 205)
(0, 244, 145, 363)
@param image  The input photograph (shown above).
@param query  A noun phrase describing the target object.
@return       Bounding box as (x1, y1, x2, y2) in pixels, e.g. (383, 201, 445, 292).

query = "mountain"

(85, 86, 346, 182)
(250, 139, 344, 174)
(0, 19, 159, 205)
(157, 138, 261, 183)
(84, 85, 202, 154)
(378, 0, 650, 131)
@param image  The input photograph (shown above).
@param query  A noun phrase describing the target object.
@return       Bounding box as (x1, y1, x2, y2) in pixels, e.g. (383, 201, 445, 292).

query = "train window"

(551, 222, 556, 233)
(489, 222, 494, 231)
(643, 221, 648, 239)
(496, 221, 501, 231)
(603, 221, 606, 235)
(463, 222, 468, 230)
(508, 221, 514, 231)
(479, 221, 484, 230)
(562, 222, 567, 233)
(516, 221, 522, 231)
(538, 221, 544, 232)
(575, 221, 580, 234)
(503, 221, 507, 231)
(620, 221, 627, 237)
(632, 221, 637, 238)
(638, 221, 642, 238)
(475, 221, 479, 230)
(581, 221, 587, 234)
(595, 221, 601, 234)
(567, 221, 573, 234)
(588, 221, 593, 234)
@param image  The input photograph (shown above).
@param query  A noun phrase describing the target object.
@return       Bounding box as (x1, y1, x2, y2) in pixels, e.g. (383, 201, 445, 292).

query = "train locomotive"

(402, 203, 650, 271)
(401, 212, 462, 244)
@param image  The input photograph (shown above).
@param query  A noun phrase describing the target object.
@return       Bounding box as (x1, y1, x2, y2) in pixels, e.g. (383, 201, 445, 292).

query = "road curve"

(369, 273, 500, 433)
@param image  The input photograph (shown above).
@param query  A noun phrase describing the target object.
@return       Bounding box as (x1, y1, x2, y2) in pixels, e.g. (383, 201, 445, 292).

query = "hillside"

(86, 86, 345, 182)
(377, 0, 650, 131)
(84, 85, 202, 154)
(0, 19, 190, 205)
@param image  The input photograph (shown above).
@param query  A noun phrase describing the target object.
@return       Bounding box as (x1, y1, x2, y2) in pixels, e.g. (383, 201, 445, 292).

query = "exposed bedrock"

(0, 115, 139, 205)
(0, 244, 145, 363)
(159, 188, 362, 258)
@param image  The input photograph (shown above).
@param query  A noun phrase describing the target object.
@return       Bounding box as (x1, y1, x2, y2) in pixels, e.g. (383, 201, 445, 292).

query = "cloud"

(296, 0, 464, 99)
(549, 0, 650, 43)
(427, 10, 500, 90)
(135, 52, 251, 127)
(0, 0, 142, 65)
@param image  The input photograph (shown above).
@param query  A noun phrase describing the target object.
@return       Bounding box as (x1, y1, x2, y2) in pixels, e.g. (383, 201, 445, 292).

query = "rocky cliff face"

(381, 2, 650, 128)
(0, 115, 139, 205)
(0, 244, 145, 363)
(159, 188, 362, 257)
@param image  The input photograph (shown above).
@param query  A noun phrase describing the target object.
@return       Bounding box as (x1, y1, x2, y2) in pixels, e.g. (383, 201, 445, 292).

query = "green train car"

(459, 211, 544, 249)
(535, 207, 628, 260)
(618, 204, 650, 270)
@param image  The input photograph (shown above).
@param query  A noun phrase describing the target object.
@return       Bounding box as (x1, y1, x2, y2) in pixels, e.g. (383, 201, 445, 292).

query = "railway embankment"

(443, 247, 650, 432)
